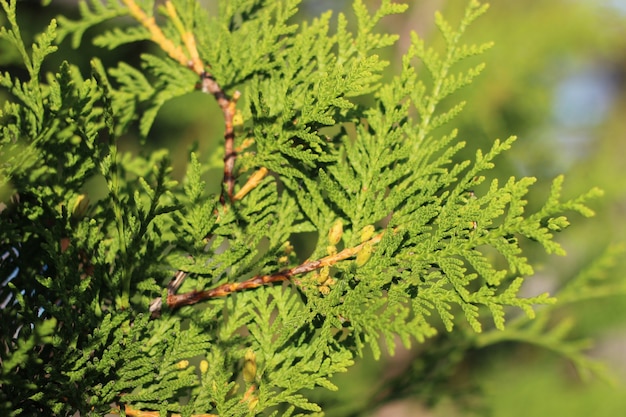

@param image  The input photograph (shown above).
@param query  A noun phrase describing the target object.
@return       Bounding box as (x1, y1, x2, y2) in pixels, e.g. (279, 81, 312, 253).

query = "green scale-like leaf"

(1, 0, 615, 415)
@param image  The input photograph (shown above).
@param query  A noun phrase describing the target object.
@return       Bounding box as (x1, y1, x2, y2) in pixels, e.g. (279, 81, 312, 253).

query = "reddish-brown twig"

(149, 232, 384, 315)
(120, 0, 279, 320)
(121, 404, 216, 417)
(121, 0, 242, 204)
(148, 269, 188, 316)
(199, 74, 241, 204)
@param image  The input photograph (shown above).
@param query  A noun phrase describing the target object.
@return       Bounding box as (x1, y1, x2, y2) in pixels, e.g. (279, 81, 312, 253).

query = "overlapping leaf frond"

(1, 0, 617, 416)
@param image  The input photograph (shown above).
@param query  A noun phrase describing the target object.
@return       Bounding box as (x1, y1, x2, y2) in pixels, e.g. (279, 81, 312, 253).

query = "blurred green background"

(3, 0, 626, 415)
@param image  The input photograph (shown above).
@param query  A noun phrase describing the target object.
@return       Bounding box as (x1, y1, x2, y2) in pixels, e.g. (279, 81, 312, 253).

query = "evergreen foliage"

(0, 0, 619, 416)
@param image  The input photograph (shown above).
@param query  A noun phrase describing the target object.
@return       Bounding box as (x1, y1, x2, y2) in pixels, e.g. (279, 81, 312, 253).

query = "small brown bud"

(247, 395, 259, 411)
(328, 219, 344, 245)
(360, 225, 375, 243)
(243, 349, 257, 384)
(316, 267, 330, 284)
(233, 110, 244, 130)
(356, 243, 373, 267)
(282, 241, 294, 255)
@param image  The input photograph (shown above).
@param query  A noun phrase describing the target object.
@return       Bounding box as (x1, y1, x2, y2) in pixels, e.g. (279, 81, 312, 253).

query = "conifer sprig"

(1, 0, 618, 415)
(150, 231, 385, 314)
(59, 0, 246, 201)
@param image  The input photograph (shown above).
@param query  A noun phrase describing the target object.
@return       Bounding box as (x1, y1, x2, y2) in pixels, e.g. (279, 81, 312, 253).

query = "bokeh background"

(2, 0, 626, 416)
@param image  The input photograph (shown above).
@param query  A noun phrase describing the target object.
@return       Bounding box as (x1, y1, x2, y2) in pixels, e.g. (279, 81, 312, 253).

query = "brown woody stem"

(122, 404, 216, 417)
(121, 0, 245, 202)
(198, 73, 240, 204)
(149, 232, 384, 315)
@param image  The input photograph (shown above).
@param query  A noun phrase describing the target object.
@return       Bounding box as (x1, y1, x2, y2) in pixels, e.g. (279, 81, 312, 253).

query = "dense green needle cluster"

(0, 0, 615, 416)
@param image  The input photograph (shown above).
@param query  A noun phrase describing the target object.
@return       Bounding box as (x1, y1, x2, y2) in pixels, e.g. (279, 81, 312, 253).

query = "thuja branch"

(163, 0, 203, 73)
(120, 0, 243, 204)
(149, 232, 385, 316)
(199, 73, 241, 204)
